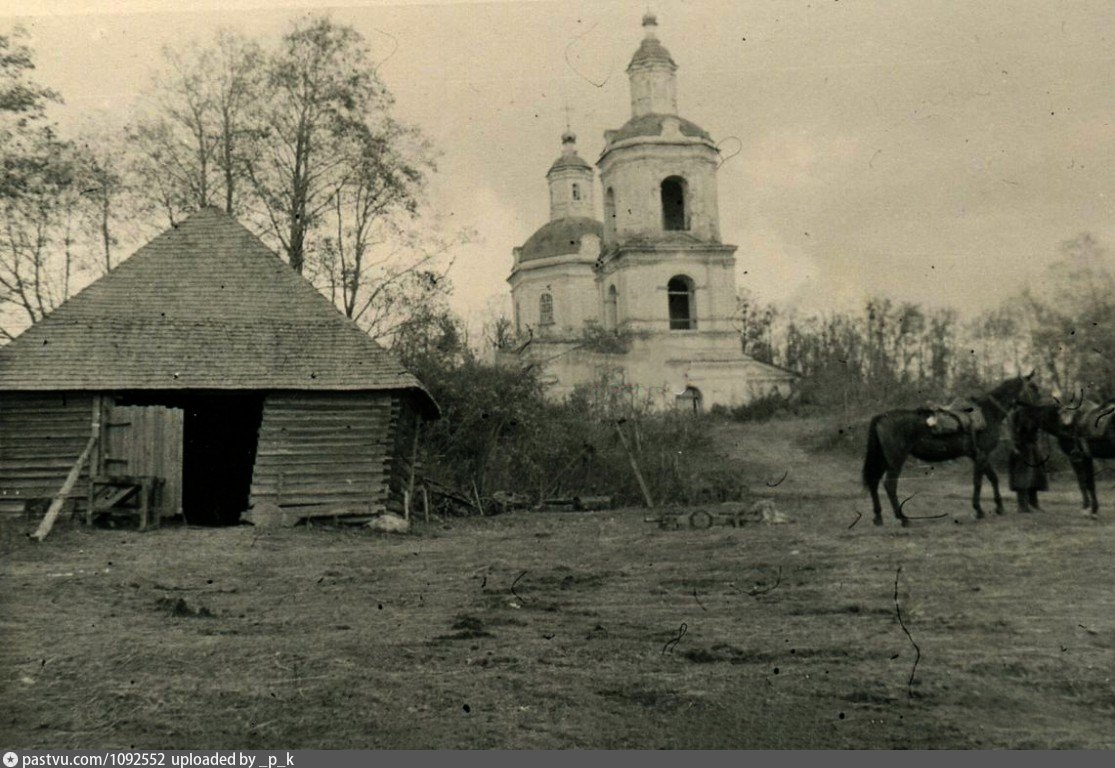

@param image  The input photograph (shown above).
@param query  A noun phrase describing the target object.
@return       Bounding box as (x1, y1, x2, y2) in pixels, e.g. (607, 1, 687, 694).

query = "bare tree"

(246, 16, 392, 274)
(129, 30, 262, 224)
(0, 29, 76, 338)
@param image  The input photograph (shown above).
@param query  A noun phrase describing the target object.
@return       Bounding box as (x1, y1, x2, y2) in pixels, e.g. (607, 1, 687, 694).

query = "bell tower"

(595, 13, 737, 339)
(598, 13, 724, 249)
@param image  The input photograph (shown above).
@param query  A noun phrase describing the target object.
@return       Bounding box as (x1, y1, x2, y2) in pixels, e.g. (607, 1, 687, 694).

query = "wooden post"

(615, 421, 654, 509)
(32, 434, 98, 542)
(403, 490, 411, 522)
(406, 420, 420, 501)
(139, 477, 150, 532)
(86, 397, 103, 526)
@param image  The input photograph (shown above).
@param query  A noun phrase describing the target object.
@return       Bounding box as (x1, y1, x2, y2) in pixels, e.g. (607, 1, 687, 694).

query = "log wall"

(0, 393, 96, 517)
(249, 391, 412, 514)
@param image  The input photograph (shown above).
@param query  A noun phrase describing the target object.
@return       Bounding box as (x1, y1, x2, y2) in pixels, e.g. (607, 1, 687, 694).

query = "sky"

(3, 0, 1115, 327)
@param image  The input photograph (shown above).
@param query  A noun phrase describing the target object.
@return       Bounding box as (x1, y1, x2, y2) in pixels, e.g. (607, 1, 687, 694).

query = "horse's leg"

(971, 459, 986, 519)
(1084, 456, 1099, 516)
(868, 475, 884, 526)
(1069, 454, 1091, 510)
(882, 465, 909, 527)
(984, 461, 1004, 515)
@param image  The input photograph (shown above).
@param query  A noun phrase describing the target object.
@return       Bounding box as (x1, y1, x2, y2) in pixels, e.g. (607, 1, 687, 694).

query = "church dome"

(548, 152, 592, 173)
(548, 129, 593, 173)
(628, 36, 676, 70)
(606, 113, 711, 145)
(519, 217, 603, 263)
(628, 13, 676, 70)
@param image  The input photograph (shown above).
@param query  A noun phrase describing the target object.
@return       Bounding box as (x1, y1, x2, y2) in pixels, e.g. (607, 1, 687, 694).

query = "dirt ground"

(2, 416, 1114, 749)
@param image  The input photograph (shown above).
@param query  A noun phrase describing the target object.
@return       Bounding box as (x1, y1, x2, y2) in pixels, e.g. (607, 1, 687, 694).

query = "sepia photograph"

(1, 0, 1114, 751)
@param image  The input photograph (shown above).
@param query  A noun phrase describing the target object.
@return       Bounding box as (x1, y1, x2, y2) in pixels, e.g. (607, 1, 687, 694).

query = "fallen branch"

(894, 565, 921, 698)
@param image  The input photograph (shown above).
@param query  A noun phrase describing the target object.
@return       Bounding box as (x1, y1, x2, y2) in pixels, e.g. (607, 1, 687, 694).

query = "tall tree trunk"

(223, 106, 234, 214)
(101, 194, 112, 272)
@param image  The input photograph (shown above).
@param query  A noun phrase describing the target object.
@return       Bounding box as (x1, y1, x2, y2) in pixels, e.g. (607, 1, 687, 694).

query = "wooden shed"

(0, 208, 438, 527)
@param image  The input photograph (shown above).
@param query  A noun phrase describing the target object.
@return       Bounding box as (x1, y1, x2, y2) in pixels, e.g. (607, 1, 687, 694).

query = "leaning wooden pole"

(615, 421, 654, 509)
(31, 434, 98, 542)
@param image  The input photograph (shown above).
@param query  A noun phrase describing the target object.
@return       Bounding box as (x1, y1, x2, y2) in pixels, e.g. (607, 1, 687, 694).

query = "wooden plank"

(248, 392, 395, 512)
(251, 453, 391, 466)
(250, 492, 390, 507)
(30, 434, 97, 541)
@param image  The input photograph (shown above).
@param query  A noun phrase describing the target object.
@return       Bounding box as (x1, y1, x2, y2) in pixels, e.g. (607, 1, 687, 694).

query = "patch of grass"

(4, 416, 1115, 748)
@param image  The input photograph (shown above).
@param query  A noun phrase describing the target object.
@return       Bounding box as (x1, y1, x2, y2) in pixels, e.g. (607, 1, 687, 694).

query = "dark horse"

(1015, 398, 1115, 517)
(861, 374, 1040, 526)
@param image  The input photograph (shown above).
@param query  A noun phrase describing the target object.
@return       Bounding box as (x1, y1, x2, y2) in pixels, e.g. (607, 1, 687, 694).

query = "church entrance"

(676, 386, 703, 414)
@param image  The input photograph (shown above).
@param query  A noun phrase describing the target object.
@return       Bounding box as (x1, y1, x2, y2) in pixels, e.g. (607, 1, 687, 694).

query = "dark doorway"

(117, 392, 264, 525)
(181, 394, 264, 525)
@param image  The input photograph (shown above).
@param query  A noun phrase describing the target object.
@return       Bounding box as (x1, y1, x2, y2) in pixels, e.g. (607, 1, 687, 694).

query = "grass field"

(2, 416, 1114, 749)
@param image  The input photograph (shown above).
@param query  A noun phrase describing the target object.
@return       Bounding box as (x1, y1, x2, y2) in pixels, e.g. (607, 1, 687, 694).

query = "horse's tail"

(862, 414, 887, 488)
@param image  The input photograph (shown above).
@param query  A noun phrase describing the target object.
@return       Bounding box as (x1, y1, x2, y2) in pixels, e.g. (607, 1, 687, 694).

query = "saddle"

(926, 398, 987, 436)
(1061, 400, 1115, 439)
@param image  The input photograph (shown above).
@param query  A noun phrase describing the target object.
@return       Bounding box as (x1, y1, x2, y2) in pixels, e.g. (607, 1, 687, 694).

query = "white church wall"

(598, 249, 739, 337)
(598, 138, 722, 245)
(514, 338, 796, 410)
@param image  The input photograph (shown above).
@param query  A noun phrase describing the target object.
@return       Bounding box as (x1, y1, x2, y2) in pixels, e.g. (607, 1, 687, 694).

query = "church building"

(503, 14, 796, 410)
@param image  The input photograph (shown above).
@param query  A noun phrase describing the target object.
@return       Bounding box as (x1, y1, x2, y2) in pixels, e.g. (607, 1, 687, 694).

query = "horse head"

(986, 371, 1041, 412)
(1018, 370, 1042, 407)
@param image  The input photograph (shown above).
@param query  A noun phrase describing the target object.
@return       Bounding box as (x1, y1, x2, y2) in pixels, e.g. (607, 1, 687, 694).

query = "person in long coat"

(1009, 408, 1048, 512)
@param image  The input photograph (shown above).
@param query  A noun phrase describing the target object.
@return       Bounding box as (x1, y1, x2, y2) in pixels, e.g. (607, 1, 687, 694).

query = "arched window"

(539, 293, 554, 325)
(571, 182, 582, 201)
(667, 275, 696, 330)
(604, 187, 616, 237)
(606, 284, 618, 330)
(661, 176, 688, 231)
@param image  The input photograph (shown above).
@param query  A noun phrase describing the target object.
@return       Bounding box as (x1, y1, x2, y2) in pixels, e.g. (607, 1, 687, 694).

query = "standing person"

(1009, 408, 1048, 512)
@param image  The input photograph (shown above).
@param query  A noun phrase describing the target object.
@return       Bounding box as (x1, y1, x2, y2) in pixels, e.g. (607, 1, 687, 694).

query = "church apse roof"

(518, 217, 603, 263)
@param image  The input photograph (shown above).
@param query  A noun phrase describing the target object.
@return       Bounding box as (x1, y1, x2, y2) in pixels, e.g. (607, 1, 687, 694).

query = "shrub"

(414, 358, 749, 508)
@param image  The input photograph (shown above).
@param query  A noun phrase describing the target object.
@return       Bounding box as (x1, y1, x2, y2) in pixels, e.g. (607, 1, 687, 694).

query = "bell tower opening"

(604, 187, 617, 240)
(667, 275, 696, 330)
(661, 176, 688, 231)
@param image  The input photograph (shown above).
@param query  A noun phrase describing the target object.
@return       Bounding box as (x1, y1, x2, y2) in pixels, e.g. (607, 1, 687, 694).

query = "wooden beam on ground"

(31, 434, 98, 542)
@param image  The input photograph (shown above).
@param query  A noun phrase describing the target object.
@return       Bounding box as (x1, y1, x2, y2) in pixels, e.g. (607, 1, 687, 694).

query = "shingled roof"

(0, 207, 437, 414)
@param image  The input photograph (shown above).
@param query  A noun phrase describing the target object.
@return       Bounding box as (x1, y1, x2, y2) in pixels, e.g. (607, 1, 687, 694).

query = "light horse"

(861, 374, 1040, 526)
(1015, 396, 1115, 517)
